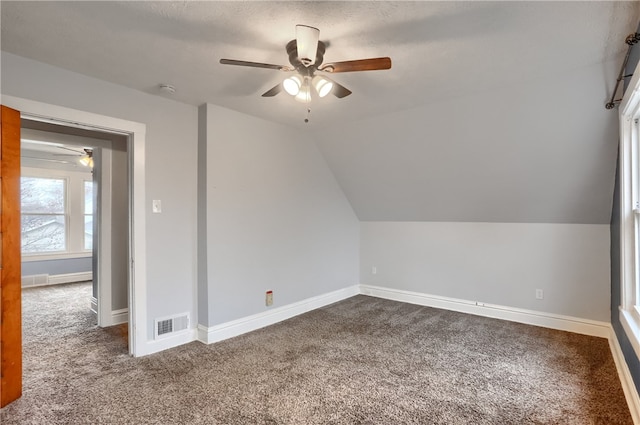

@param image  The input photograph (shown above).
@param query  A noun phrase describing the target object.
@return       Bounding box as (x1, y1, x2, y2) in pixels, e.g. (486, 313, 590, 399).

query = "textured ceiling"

(2, 1, 640, 223)
(2, 1, 635, 126)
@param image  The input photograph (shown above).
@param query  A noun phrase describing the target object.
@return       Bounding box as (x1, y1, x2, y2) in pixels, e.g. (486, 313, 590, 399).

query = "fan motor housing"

(286, 40, 326, 73)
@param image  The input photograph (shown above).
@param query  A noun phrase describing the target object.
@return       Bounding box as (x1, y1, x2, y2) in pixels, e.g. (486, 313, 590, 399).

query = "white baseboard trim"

(609, 327, 640, 425)
(90, 298, 127, 326)
(110, 308, 128, 326)
(48, 271, 92, 285)
(198, 285, 360, 345)
(359, 284, 611, 338)
(138, 329, 197, 357)
(98, 308, 128, 327)
(22, 271, 92, 288)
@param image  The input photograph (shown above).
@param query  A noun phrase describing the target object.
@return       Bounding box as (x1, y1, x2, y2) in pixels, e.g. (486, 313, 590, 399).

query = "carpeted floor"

(0, 282, 633, 424)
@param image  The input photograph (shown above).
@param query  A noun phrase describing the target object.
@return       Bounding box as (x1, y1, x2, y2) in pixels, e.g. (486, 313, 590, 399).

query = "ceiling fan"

(219, 25, 392, 102)
(52, 146, 94, 167)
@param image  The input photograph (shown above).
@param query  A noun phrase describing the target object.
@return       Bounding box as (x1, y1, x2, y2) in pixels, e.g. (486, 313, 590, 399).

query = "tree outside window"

(21, 177, 66, 253)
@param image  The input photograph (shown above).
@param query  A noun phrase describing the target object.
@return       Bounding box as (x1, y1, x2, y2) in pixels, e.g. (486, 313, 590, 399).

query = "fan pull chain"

(304, 108, 311, 123)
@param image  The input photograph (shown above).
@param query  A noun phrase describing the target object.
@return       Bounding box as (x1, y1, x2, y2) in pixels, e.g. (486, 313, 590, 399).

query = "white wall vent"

(22, 274, 49, 287)
(154, 313, 189, 339)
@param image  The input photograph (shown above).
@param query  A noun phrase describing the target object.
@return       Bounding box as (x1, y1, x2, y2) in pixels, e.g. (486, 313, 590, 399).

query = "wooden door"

(0, 105, 21, 407)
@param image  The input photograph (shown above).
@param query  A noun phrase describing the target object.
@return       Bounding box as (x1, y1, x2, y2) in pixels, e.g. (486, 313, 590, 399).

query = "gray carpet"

(0, 282, 633, 424)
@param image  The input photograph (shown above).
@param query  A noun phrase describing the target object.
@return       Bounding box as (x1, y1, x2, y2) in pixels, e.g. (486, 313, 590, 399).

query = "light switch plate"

(152, 200, 162, 213)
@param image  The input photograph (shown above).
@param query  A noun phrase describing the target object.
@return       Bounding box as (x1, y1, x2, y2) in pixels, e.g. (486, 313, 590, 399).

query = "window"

(21, 177, 67, 253)
(619, 60, 640, 357)
(21, 168, 93, 258)
(84, 180, 93, 250)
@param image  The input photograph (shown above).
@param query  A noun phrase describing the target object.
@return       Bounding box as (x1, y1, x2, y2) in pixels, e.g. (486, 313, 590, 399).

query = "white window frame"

(21, 166, 93, 261)
(619, 58, 640, 358)
(83, 179, 94, 251)
(20, 174, 68, 255)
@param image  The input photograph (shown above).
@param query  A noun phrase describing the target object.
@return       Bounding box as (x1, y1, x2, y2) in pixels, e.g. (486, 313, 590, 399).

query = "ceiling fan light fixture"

(79, 149, 94, 168)
(79, 156, 93, 167)
(295, 88, 311, 104)
(219, 25, 391, 103)
(296, 25, 319, 67)
(294, 77, 312, 103)
(283, 75, 302, 95)
(312, 76, 334, 98)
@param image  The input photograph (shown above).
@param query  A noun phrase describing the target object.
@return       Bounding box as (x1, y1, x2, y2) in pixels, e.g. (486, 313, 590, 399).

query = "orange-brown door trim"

(0, 105, 22, 407)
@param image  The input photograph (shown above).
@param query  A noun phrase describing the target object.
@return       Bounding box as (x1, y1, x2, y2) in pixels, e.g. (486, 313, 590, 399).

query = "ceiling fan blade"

(331, 81, 352, 99)
(22, 156, 75, 164)
(319, 57, 392, 73)
(219, 59, 292, 71)
(58, 146, 85, 154)
(262, 84, 282, 97)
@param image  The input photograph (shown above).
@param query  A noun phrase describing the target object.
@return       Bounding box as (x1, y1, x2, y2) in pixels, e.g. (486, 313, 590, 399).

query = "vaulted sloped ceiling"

(2, 1, 639, 224)
(312, 59, 620, 224)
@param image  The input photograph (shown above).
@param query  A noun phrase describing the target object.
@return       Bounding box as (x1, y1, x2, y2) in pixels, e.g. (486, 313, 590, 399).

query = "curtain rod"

(606, 32, 640, 110)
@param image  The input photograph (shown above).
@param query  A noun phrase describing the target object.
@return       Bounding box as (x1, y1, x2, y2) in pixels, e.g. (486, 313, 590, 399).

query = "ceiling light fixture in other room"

(79, 149, 94, 168)
(79, 156, 93, 167)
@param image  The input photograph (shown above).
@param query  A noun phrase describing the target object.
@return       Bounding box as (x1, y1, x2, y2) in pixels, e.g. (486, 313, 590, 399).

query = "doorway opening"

(1, 99, 147, 408)
(2, 94, 148, 357)
(2, 95, 148, 357)
(19, 119, 130, 348)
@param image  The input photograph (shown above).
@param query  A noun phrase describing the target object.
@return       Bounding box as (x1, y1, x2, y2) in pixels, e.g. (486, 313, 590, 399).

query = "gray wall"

(110, 141, 129, 311)
(91, 142, 129, 312)
(197, 105, 209, 326)
(611, 22, 640, 396)
(3, 51, 360, 345)
(2, 51, 199, 341)
(361, 222, 610, 321)
(200, 103, 360, 326)
(22, 257, 91, 276)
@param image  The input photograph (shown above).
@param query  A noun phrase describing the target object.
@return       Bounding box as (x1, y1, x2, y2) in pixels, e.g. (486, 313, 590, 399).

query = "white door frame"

(94, 146, 113, 328)
(3, 95, 147, 357)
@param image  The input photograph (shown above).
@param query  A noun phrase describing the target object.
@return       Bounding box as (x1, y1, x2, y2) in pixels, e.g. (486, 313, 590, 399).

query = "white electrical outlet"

(372, 266, 377, 275)
(535, 289, 544, 300)
(266, 290, 273, 306)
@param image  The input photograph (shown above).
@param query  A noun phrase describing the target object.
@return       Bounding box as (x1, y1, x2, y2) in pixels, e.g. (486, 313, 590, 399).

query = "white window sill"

(21, 252, 92, 262)
(620, 307, 640, 361)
